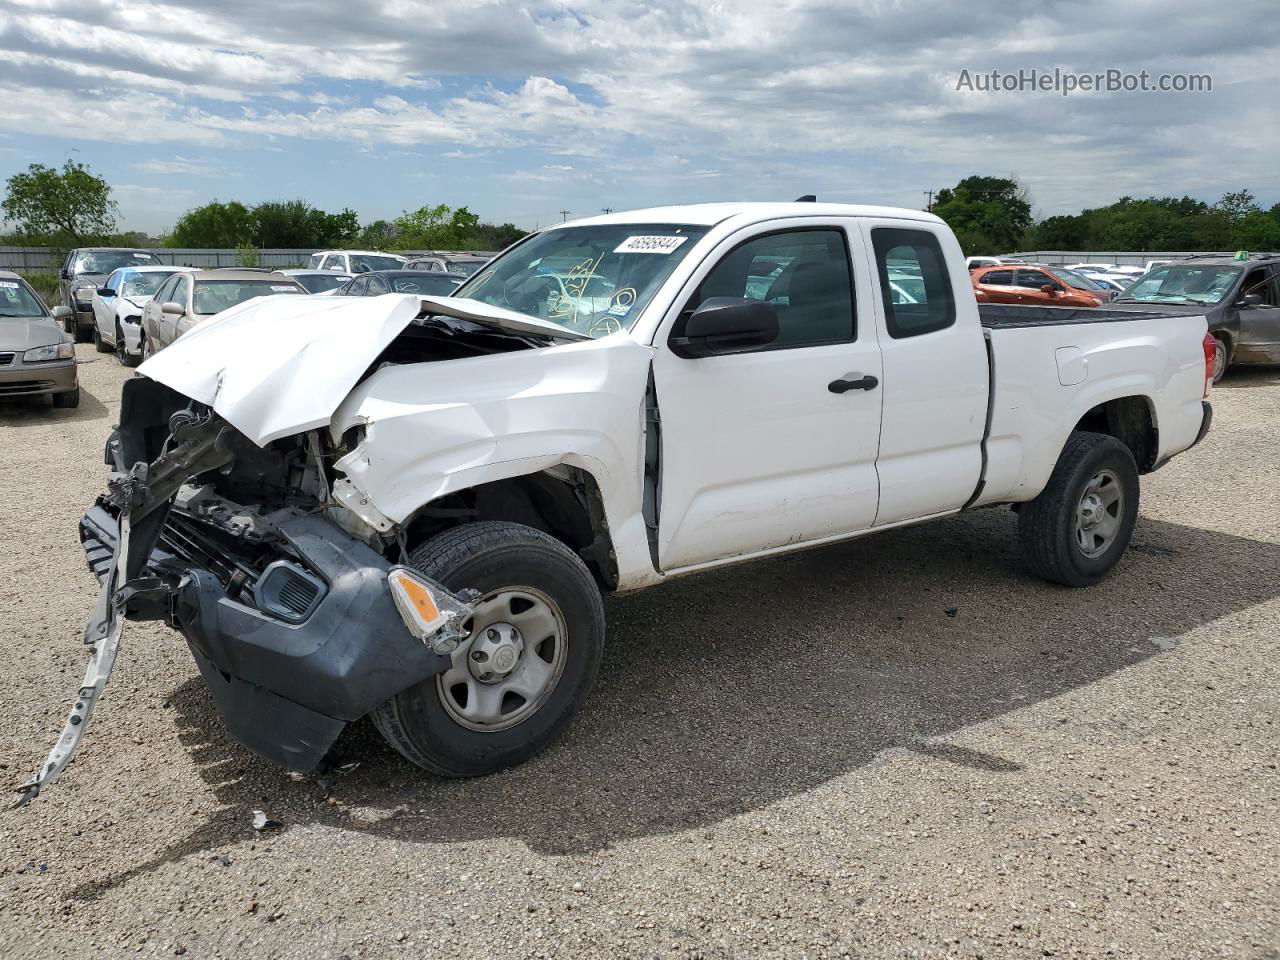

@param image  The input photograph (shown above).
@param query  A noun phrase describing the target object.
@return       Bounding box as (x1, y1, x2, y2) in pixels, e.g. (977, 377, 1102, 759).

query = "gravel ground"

(1, 346, 1278, 959)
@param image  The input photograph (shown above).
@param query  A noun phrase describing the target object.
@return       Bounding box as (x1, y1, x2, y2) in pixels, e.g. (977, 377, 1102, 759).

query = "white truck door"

(857, 220, 989, 525)
(652, 223, 883, 571)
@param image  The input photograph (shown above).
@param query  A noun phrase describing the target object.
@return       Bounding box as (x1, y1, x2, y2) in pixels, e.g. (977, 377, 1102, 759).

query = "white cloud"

(0, 0, 1275, 218)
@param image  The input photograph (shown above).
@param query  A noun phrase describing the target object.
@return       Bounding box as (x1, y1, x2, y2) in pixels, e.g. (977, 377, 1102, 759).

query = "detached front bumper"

(80, 505, 452, 770)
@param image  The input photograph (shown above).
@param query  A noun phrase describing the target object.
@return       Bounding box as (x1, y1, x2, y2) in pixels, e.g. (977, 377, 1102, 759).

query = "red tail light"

(1202, 332, 1215, 397)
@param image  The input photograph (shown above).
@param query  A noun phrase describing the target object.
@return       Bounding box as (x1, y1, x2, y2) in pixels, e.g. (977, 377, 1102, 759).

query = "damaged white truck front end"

(20, 291, 654, 802)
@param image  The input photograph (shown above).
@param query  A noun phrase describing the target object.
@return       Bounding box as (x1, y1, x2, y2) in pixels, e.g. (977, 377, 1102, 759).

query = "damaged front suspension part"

(14, 409, 236, 807)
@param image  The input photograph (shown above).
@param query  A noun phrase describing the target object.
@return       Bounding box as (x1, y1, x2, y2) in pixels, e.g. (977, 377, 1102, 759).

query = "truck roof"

(564, 202, 946, 229)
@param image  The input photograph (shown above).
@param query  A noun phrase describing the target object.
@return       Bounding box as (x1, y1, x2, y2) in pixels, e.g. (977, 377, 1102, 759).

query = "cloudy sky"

(0, 0, 1276, 234)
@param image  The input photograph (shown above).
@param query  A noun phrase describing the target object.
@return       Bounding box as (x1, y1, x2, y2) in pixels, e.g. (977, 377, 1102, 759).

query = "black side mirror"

(1238, 292, 1263, 307)
(669, 297, 779, 359)
(97, 287, 115, 297)
(60, 269, 71, 280)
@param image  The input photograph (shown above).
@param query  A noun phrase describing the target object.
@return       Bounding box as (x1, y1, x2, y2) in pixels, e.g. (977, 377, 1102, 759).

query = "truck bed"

(979, 303, 1182, 328)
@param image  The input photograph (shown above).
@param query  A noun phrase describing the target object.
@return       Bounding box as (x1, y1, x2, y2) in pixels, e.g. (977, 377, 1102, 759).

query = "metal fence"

(1004, 250, 1239, 267)
(0, 247, 490, 273)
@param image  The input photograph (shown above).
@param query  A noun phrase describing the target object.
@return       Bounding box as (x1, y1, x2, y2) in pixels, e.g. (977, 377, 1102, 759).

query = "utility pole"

(923, 189, 935, 212)
(559, 209, 571, 222)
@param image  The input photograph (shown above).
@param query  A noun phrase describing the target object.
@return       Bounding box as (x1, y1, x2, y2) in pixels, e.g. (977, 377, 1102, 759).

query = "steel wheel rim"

(437, 585, 568, 733)
(1074, 468, 1124, 559)
(1213, 339, 1227, 381)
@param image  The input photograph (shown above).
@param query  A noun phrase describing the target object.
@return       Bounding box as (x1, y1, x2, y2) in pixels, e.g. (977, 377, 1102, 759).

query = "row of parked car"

(962, 253, 1280, 380)
(51, 246, 493, 366)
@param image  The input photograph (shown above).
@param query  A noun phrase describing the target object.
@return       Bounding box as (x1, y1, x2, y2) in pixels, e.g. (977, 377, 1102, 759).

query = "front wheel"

(1211, 334, 1230, 383)
(1018, 432, 1139, 587)
(372, 521, 605, 777)
(92, 322, 111, 353)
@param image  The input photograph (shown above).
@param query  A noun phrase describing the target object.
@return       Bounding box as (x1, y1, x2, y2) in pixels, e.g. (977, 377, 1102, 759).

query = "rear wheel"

(1018, 432, 1139, 587)
(92, 322, 111, 353)
(373, 521, 605, 777)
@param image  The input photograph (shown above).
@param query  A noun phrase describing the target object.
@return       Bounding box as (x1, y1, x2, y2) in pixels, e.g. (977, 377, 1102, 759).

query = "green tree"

(470, 221, 527, 250)
(931, 176, 1033, 255)
(1, 160, 117, 244)
(251, 200, 360, 248)
(168, 200, 255, 247)
(393, 203, 482, 249)
(357, 219, 398, 249)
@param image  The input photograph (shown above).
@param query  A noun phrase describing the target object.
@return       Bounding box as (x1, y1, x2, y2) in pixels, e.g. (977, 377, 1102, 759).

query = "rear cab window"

(871, 228, 955, 338)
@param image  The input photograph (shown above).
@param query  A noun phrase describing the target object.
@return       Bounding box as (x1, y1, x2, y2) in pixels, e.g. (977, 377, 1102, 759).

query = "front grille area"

(0, 380, 53, 394)
(0, 352, 14, 366)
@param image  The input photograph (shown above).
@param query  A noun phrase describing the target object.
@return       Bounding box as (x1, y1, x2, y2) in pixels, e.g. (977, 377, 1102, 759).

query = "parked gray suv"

(59, 247, 162, 342)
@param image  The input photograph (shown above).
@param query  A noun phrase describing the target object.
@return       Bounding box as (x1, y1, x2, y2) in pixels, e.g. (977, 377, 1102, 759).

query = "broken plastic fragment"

(251, 810, 283, 832)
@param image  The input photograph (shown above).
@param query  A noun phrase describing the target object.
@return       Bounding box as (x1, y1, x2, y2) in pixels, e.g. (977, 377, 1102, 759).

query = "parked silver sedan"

(139, 270, 306, 356)
(0, 272, 79, 408)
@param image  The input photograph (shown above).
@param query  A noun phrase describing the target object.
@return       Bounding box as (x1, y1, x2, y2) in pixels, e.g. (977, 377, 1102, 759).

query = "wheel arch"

(401, 461, 620, 590)
(1071, 394, 1159, 473)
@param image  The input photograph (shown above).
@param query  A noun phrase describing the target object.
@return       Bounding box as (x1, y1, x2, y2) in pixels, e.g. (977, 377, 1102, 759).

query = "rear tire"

(92, 323, 111, 353)
(1018, 432, 1139, 587)
(372, 521, 605, 777)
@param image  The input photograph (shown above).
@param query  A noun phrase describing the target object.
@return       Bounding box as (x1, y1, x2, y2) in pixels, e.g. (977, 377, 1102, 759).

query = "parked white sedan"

(90, 265, 197, 366)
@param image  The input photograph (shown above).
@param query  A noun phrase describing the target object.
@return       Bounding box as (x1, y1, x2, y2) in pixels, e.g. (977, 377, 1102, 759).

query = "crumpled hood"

(137, 293, 586, 446)
(0, 316, 65, 352)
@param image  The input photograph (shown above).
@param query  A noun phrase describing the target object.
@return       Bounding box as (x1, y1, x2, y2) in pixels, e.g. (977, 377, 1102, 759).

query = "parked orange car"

(971, 264, 1108, 307)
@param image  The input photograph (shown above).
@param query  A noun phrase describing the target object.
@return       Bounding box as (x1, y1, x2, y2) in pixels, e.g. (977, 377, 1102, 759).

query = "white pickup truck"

(21, 202, 1215, 802)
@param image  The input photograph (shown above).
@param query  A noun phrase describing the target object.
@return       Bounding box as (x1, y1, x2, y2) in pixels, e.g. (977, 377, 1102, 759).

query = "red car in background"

(972, 264, 1109, 307)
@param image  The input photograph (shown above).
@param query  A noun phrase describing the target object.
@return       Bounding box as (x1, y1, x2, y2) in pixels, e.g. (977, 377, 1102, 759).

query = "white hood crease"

(137, 294, 585, 446)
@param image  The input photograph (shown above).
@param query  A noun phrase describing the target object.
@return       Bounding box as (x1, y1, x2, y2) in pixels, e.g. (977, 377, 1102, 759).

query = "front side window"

(193, 280, 302, 315)
(677, 228, 855, 350)
(1241, 269, 1279, 306)
(872, 228, 955, 339)
(458, 223, 709, 338)
(1016, 270, 1058, 290)
(171, 276, 192, 309)
(981, 270, 1015, 286)
(366, 275, 389, 294)
(103, 270, 123, 296)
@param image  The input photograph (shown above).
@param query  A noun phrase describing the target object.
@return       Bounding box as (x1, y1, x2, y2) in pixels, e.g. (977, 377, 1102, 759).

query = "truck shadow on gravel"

(66, 508, 1280, 902)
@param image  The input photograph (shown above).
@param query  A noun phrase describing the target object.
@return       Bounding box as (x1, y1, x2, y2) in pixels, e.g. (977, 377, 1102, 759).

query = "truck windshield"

(74, 250, 160, 274)
(1117, 266, 1241, 305)
(456, 224, 709, 337)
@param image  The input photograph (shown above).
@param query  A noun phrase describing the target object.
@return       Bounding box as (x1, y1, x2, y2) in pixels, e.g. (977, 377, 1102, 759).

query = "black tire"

(1211, 334, 1230, 384)
(92, 322, 111, 353)
(52, 386, 80, 409)
(141, 334, 154, 362)
(117, 322, 140, 367)
(1018, 431, 1139, 587)
(372, 521, 605, 777)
